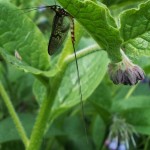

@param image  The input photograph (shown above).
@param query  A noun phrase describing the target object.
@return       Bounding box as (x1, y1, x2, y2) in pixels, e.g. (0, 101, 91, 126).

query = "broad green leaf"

(58, 0, 122, 62)
(112, 96, 150, 112)
(62, 116, 93, 150)
(120, 1, 150, 61)
(5, 64, 34, 102)
(88, 83, 112, 123)
(0, 113, 68, 143)
(134, 126, 150, 135)
(92, 101, 111, 123)
(137, 56, 150, 68)
(0, 48, 57, 77)
(0, 1, 50, 70)
(92, 116, 106, 150)
(88, 83, 112, 110)
(132, 83, 150, 97)
(109, 1, 143, 18)
(50, 51, 110, 121)
(33, 79, 46, 105)
(0, 114, 35, 143)
(111, 97, 150, 135)
(102, 0, 144, 6)
(113, 83, 150, 101)
(113, 85, 130, 101)
(122, 108, 150, 134)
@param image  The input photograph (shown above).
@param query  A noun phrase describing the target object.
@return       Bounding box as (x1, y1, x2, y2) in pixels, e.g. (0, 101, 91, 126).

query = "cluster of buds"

(108, 49, 145, 85)
(105, 116, 137, 150)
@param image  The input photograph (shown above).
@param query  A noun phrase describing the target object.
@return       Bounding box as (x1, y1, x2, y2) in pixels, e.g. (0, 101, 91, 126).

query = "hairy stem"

(26, 70, 65, 150)
(0, 81, 29, 148)
(65, 44, 100, 63)
(27, 19, 84, 150)
(125, 84, 138, 99)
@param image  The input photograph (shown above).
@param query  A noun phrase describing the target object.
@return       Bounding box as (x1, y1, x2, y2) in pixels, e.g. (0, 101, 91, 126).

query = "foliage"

(0, 0, 150, 150)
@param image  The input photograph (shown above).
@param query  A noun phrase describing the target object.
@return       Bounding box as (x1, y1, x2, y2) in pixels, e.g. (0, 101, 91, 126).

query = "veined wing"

(48, 14, 70, 55)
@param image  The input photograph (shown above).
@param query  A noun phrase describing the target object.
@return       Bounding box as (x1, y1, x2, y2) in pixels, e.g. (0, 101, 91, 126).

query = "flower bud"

(108, 49, 145, 85)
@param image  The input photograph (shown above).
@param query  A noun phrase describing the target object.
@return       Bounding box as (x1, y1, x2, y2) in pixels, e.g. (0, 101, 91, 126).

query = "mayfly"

(19, 4, 74, 54)
(45, 4, 88, 137)
(46, 5, 74, 55)
(21, 2, 87, 139)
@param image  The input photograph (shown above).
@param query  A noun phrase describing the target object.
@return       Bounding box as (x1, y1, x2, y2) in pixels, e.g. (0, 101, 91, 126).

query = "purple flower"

(118, 142, 127, 150)
(104, 116, 137, 150)
(105, 139, 111, 146)
(108, 137, 118, 150)
(108, 49, 145, 85)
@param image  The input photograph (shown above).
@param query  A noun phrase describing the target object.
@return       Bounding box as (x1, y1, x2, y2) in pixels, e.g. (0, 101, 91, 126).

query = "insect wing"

(48, 14, 70, 55)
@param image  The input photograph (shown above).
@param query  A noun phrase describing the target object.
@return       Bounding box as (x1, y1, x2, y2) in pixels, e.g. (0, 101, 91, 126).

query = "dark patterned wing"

(48, 14, 70, 55)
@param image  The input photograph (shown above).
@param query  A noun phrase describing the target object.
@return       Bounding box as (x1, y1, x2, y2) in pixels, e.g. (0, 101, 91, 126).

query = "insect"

(46, 4, 87, 137)
(46, 5, 74, 55)
(21, 4, 75, 55)
(20, 2, 87, 140)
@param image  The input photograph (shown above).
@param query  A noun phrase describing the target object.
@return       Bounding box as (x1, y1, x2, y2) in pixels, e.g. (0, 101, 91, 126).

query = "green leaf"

(102, 0, 144, 6)
(113, 83, 150, 101)
(112, 96, 150, 112)
(0, 1, 50, 70)
(33, 79, 47, 105)
(62, 116, 93, 150)
(0, 114, 35, 143)
(92, 116, 106, 150)
(88, 82, 112, 123)
(137, 56, 150, 68)
(120, 1, 150, 61)
(88, 82, 112, 110)
(50, 51, 110, 121)
(0, 48, 57, 77)
(122, 108, 150, 134)
(58, 0, 122, 62)
(109, 1, 143, 19)
(6, 64, 34, 102)
(0, 113, 69, 143)
(134, 126, 150, 135)
(111, 96, 150, 135)
(92, 101, 111, 123)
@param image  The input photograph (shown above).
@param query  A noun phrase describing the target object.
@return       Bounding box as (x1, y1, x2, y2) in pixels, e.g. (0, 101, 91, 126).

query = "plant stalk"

(26, 70, 65, 150)
(0, 81, 29, 148)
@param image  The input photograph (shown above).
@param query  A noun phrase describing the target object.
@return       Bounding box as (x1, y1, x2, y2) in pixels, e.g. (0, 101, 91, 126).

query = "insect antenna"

(18, 8, 40, 15)
(15, 5, 51, 16)
(70, 17, 89, 144)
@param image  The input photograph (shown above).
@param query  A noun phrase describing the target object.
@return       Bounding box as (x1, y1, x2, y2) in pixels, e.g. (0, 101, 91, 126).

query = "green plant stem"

(26, 70, 65, 150)
(124, 84, 138, 99)
(0, 81, 29, 148)
(65, 44, 100, 63)
(27, 20, 84, 150)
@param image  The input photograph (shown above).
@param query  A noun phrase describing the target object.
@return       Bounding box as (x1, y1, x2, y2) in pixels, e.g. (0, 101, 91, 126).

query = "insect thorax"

(50, 5, 70, 17)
